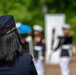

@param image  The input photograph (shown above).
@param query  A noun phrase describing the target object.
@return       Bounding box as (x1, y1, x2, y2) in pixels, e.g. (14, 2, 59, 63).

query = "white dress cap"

(16, 22, 21, 28)
(62, 24, 71, 29)
(33, 25, 43, 31)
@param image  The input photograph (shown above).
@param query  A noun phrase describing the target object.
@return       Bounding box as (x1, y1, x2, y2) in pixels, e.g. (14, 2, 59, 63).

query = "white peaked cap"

(62, 24, 71, 29)
(33, 25, 43, 31)
(16, 22, 21, 28)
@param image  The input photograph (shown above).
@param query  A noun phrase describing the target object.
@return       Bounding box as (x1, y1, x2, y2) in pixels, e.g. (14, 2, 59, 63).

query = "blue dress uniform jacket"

(0, 53, 38, 75)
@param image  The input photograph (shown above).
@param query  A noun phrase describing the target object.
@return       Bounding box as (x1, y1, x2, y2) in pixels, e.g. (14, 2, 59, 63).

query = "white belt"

(62, 45, 72, 50)
(34, 46, 42, 51)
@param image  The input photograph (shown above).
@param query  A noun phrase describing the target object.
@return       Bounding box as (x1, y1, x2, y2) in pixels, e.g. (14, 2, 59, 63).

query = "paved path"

(45, 56, 76, 75)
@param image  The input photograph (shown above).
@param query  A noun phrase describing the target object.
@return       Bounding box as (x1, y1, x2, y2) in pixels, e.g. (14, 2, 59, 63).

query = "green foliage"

(68, 17, 76, 44)
(0, 0, 76, 44)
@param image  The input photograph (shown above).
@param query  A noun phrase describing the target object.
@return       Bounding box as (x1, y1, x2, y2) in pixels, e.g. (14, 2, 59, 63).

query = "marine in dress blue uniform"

(33, 25, 45, 75)
(54, 24, 73, 75)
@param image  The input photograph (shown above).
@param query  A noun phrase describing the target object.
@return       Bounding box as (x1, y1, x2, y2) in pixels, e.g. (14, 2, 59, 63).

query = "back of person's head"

(0, 15, 21, 64)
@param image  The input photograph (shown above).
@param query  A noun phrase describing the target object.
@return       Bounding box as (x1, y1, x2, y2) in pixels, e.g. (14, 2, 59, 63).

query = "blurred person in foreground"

(0, 15, 38, 75)
(33, 25, 45, 75)
(53, 24, 73, 75)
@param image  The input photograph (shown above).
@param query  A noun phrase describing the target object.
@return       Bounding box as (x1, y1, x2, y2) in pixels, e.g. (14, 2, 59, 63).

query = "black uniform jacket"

(54, 35, 72, 57)
(0, 53, 38, 75)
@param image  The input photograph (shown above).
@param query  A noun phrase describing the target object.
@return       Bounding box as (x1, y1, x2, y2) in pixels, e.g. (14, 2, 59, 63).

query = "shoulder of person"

(20, 53, 32, 63)
(22, 53, 32, 59)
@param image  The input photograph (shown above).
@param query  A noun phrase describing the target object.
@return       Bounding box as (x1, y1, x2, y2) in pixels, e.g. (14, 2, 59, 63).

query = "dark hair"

(0, 31, 21, 64)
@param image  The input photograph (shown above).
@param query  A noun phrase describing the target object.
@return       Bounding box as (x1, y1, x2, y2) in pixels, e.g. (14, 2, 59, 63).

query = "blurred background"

(0, 0, 76, 75)
(0, 0, 76, 44)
